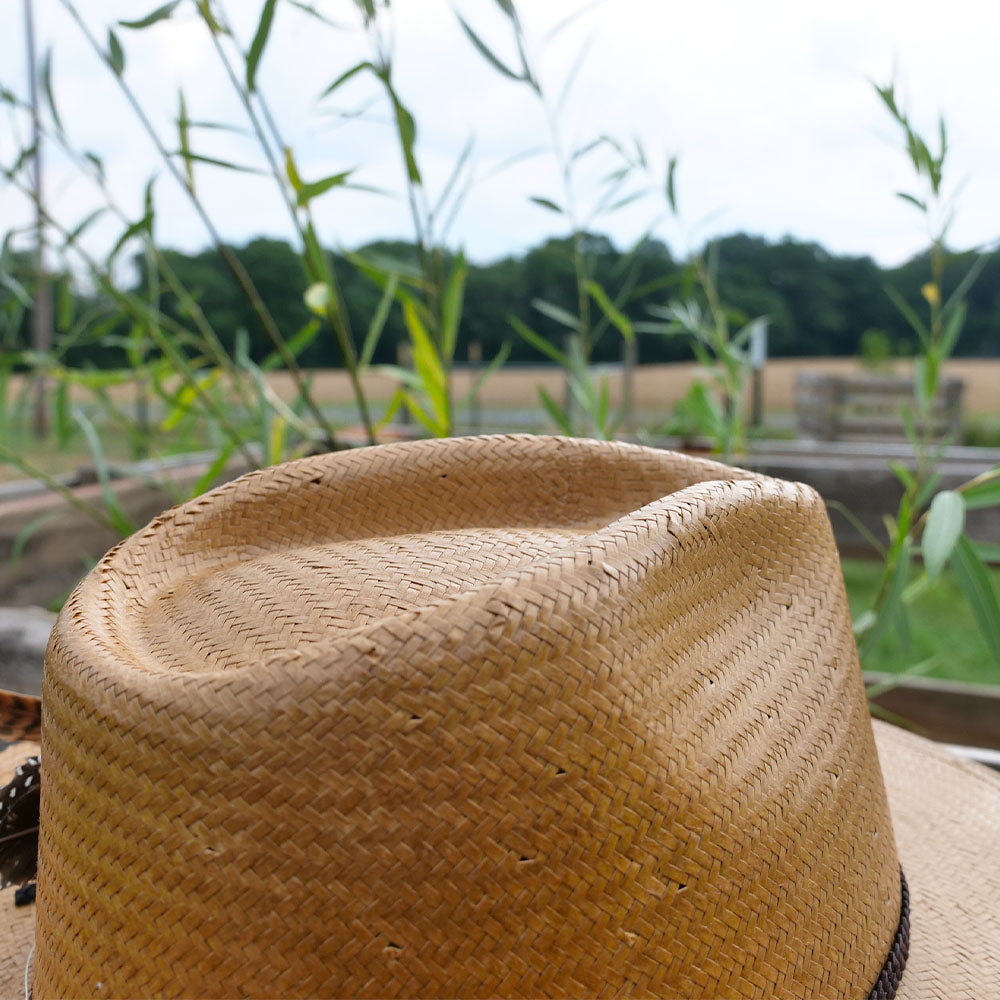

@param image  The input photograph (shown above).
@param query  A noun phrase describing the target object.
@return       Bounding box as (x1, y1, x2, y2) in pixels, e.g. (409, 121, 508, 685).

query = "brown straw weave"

(30, 434, 907, 997)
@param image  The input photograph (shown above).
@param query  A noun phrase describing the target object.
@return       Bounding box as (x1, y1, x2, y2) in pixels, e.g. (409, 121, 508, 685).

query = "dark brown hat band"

(868, 868, 910, 1000)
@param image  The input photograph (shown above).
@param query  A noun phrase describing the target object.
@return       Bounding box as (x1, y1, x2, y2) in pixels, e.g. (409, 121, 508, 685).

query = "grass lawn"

(840, 557, 1000, 686)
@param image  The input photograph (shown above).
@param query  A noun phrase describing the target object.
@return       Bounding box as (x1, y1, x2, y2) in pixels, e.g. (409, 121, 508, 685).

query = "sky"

(2, 0, 999, 273)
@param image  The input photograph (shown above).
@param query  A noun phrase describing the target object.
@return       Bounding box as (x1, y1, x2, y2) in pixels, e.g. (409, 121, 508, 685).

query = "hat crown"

(36, 436, 901, 998)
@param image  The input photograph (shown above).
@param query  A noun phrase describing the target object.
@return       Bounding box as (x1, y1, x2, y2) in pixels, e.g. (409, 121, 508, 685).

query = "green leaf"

(295, 168, 353, 206)
(108, 30, 126, 75)
(403, 298, 448, 430)
(585, 280, 633, 341)
(54, 380, 71, 449)
(859, 541, 912, 658)
(973, 542, 1000, 563)
(119, 1, 181, 29)
(177, 89, 193, 190)
(530, 195, 563, 214)
(538, 386, 573, 435)
(72, 408, 136, 537)
(921, 490, 964, 581)
(261, 319, 321, 372)
(532, 297, 581, 332)
(188, 442, 236, 500)
(41, 49, 63, 133)
(63, 207, 106, 248)
(55, 280, 74, 333)
(884, 285, 929, 344)
(951, 533, 1000, 664)
(319, 60, 376, 99)
(246, 0, 278, 93)
(895, 192, 927, 212)
(441, 251, 467, 362)
(172, 151, 265, 175)
(508, 316, 568, 366)
(388, 90, 420, 184)
(108, 211, 153, 264)
(195, 0, 227, 35)
(939, 300, 966, 359)
(457, 341, 511, 410)
(359, 275, 398, 368)
(455, 14, 523, 81)
(961, 468, 1000, 510)
(665, 156, 678, 213)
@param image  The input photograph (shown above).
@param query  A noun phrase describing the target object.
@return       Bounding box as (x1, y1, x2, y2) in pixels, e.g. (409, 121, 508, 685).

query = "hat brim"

(0, 723, 996, 999)
(872, 719, 1000, 999)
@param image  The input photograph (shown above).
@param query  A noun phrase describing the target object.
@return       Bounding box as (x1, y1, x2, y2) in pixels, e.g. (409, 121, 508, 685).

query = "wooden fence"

(796, 373, 963, 442)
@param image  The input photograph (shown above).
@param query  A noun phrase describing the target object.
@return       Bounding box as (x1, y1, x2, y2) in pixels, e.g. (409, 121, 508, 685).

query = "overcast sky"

(2, 0, 998, 271)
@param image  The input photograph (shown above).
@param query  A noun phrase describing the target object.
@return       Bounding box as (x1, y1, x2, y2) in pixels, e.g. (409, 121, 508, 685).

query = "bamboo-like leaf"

(403, 299, 448, 430)
(119, 2, 181, 29)
(41, 49, 63, 133)
(268, 414, 288, 465)
(246, 0, 278, 93)
(508, 316, 568, 366)
(195, 0, 227, 35)
(359, 275, 398, 369)
(896, 192, 927, 212)
(388, 90, 420, 184)
(665, 156, 678, 213)
(538, 386, 573, 435)
(72, 408, 136, 537)
(108, 30, 126, 75)
(177, 89, 193, 190)
(884, 285, 929, 344)
(951, 534, 1000, 664)
(961, 468, 1000, 510)
(261, 319, 321, 372)
(172, 151, 265, 175)
(62, 208, 106, 248)
(56, 280, 74, 332)
(161, 369, 222, 430)
(939, 300, 966, 359)
(441, 251, 467, 362)
(188, 442, 236, 500)
(456, 14, 522, 81)
(457, 341, 511, 410)
(295, 169, 354, 206)
(585, 280, 633, 341)
(532, 297, 581, 332)
(319, 60, 376, 98)
(107, 212, 153, 265)
(84, 151, 105, 182)
(973, 542, 1000, 563)
(530, 195, 563, 214)
(921, 490, 964, 581)
(54, 380, 71, 449)
(859, 542, 912, 659)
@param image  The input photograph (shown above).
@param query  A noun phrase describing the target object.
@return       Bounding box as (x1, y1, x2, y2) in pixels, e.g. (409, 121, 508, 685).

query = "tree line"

(3, 230, 998, 370)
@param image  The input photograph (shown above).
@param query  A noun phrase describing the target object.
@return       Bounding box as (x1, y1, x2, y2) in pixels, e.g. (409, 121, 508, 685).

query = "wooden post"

(24, 0, 52, 438)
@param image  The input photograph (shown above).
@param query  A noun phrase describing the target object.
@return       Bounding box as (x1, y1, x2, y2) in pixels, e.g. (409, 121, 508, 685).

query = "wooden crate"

(796, 372, 963, 442)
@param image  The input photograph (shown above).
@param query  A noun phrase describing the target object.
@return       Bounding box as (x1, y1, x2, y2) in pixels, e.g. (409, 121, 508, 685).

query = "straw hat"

(0, 434, 997, 999)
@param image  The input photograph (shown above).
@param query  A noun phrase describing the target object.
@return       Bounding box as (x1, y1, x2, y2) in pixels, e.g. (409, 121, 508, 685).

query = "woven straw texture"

(4, 726, 997, 999)
(20, 436, 909, 996)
